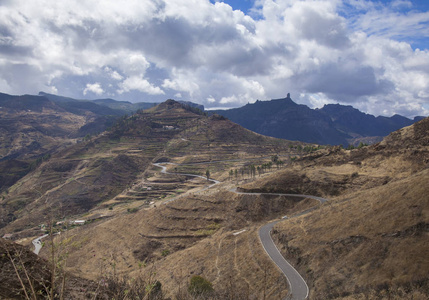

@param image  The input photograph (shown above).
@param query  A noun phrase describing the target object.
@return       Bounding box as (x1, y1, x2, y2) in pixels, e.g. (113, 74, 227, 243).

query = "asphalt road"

(152, 163, 220, 203)
(154, 163, 327, 299)
(31, 160, 326, 300)
(32, 233, 48, 255)
(259, 219, 308, 300)
(258, 194, 327, 300)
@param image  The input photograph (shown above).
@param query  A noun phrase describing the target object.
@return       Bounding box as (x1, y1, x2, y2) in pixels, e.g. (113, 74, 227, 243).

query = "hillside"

(240, 117, 429, 299)
(41, 117, 428, 299)
(0, 93, 91, 192)
(1, 97, 427, 299)
(0, 99, 298, 239)
(0, 91, 183, 193)
(0, 237, 52, 298)
(212, 94, 423, 146)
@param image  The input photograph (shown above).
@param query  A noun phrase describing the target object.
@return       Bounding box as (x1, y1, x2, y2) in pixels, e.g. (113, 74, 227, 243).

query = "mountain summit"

(212, 95, 424, 146)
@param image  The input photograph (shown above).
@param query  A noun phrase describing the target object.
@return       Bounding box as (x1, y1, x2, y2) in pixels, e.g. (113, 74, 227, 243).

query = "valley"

(0, 99, 428, 299)
(1, 0, 429, 297)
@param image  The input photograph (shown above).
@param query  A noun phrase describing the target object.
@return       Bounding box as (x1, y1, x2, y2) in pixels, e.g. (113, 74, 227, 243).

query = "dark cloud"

(302, 63, 394, 101)
(0, 26, 33, 57)
(292, 5, 351, 49)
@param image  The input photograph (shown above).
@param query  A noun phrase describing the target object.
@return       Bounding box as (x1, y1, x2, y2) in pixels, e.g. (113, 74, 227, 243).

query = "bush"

(358, 142, 368, 148)
(188, 275, 214, 297)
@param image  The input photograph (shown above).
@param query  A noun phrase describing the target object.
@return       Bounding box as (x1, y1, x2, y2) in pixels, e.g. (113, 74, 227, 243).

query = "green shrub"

(188, 275, 214, 297)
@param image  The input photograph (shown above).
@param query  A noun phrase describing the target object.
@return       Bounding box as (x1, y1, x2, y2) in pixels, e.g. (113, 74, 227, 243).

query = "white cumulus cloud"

(83, 83, 104, 95)
(0, 0, 427, 117)
(118, 76, 164, 95)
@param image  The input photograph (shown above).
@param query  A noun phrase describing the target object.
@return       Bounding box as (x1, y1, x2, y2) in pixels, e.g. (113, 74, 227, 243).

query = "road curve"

(260, 220, 308, 300)
(155, 162, 328, 299)
(32, 234, 48, 255)
(257, 194, 327, 300)
(153, 162, 220, 186)
(152, 163, 220, 203)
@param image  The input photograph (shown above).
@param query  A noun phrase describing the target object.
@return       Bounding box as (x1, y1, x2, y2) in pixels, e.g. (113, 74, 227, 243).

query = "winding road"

(154, 162, 328, 299)
(32, 234, 48, 255)
(31, 162, 326, 299)
(259, 194, 327, 300)
(152, 163, 220, 203)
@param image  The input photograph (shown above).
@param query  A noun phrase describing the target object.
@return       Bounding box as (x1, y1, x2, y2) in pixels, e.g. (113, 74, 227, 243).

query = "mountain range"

(2, 91, 423, 148)
(0, 99, 295, 235)
(1, 90, 424, 195)
(211, 94, 425, 146)
(0, 92, 204, 193)
(0, 95, 427, 299)
(38, 92, 204, 115)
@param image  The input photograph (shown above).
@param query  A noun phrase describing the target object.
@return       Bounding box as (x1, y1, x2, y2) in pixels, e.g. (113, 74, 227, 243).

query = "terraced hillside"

(0, 100, 300, 238)
(45, 117, 428, 299)
(3, 98, 426, 299)
(51, 170, 317, 299)
(0, 92, 123, 193)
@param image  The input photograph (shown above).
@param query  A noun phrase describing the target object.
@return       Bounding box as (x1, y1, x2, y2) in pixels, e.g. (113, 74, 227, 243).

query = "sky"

(0, 0, 429, 118)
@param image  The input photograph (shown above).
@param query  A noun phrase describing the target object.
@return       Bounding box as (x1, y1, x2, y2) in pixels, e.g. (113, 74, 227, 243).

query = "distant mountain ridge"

(0, 92, 205, 192)
(1, 91, 423, 147)
(317, 104, 423, 137)
(212, 94, 424, 145)
(0, 99, 293, 235)
(39, 92, 205, 114)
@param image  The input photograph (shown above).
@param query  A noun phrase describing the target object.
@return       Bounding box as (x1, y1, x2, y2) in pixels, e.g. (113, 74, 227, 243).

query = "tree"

(250, 165, 256, 178)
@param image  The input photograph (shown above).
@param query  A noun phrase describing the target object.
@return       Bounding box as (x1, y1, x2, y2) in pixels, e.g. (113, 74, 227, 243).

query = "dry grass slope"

(268, 117, 429, 299)
(2, 102, 427, 299)
(273, 169, 429, 299)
